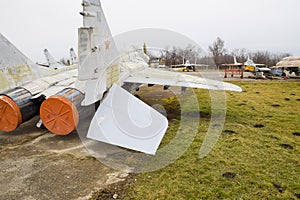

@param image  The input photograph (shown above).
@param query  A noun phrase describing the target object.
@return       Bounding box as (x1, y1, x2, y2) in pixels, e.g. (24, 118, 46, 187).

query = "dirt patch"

(280, 143, 294, 149)
(271, 104, 281, 107)
(90, 174, 137, 200)
(293, 132, 300, 136)
(254, 124, 265, 128)
(272, 183, 284, 193)
(223, 130, 237, 135)
(222, 172, 236, 178)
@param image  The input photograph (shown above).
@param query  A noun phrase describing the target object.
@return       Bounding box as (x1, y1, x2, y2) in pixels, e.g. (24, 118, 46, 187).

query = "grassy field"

(113, 81, 300, 199)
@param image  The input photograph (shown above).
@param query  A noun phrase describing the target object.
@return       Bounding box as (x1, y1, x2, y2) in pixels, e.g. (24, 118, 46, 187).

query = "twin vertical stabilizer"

(78, 0, 118, 81)
(78, 0, 119, 105)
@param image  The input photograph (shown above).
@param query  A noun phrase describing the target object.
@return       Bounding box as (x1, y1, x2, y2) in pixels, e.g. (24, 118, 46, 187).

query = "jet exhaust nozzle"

(40, 88, 84, 135)
(0, 88, 40, 132)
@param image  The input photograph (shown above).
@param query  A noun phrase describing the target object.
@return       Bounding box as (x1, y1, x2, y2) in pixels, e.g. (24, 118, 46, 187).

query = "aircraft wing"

(221, 64, 242, 67)
(190, 64, 209, 67)
(257, 67, 271, 72)
(171, 64, 185, 67)
(124, 67, 242, 92)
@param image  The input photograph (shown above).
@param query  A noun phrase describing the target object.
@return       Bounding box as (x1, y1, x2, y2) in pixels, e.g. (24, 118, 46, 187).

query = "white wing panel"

(124, 68, 242, 92)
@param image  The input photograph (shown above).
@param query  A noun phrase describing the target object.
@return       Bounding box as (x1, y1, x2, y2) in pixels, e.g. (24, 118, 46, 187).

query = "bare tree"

(208, 37, 227, 67)
(163, 47, 178, 66)
(231, 48, 248, 63)
(228, 48, 291, 67)
(162, 45, 202, 66)
(249, 51, 291, 67)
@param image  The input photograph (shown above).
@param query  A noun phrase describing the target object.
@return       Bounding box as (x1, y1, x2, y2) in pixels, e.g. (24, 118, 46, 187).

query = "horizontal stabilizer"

(87, 84, 168, 155)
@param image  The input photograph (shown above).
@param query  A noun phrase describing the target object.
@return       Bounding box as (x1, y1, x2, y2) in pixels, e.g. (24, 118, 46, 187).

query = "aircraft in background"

(70, 48, 78, 65)
(171, 60, 209, 72)
(222, 56, 268, 72)
(0, 0, 242, 155)
(221, 56, 243, 68)
(242, 57, 271, 79)
(276, 56, 300, 78)
(39, 48, 78, 68)
(244, 57, 269, 72)
(43, 49, 66, 69)
(222, 56, 245, 78)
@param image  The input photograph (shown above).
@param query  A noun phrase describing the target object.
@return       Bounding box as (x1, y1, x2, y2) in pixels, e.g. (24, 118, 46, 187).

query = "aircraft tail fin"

(0, 33, 43, 92)
(244, 56, 255, 66)
(78, 0, 118, 81)
(44, 49, 64, 69)
(78, 0, 119, 105)
(234, 56, 238, 65)
(70, 48, 78, 64)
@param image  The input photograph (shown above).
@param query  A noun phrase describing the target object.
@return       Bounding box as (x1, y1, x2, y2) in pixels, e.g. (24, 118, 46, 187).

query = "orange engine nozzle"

(0, 88, 40, 132)
(40, 88, 84, 136)
(0, 95, 22, 132)
(40, 95, 79, 135)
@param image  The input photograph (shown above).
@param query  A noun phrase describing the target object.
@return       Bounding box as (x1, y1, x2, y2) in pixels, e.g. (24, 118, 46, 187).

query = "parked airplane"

(244, 57, 269, 72)
(43, 49, 66, 69)
(0, 0, 242, 155)
(171, 60, 209, 72)
(221, 56, 243, 68)
(222, 56, 245, 78)
(276, 56, 300, 78)
(0, 33, 77, 131)
(70, 48, 78, 65)
(38, 48, 78, 67)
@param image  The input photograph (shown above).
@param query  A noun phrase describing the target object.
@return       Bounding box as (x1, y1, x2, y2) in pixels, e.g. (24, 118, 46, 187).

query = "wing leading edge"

(124, 68, 242, 92)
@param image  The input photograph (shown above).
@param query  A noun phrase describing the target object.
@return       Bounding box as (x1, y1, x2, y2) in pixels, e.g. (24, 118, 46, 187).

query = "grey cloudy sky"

(0, 0, 299, 62)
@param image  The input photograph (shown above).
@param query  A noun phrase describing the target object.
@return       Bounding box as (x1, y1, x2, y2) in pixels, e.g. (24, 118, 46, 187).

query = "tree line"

(147, 37, 291, 68)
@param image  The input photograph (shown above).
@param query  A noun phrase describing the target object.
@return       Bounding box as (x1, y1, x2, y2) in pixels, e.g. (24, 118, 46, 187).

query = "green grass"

(124, 81, 300, 199)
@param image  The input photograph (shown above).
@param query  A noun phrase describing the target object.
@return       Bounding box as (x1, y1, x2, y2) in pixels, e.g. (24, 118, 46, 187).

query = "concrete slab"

(0, 117, 126, 200)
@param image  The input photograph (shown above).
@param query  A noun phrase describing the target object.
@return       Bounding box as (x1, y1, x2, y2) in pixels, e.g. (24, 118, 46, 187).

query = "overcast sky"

(0, 0, 299, 62)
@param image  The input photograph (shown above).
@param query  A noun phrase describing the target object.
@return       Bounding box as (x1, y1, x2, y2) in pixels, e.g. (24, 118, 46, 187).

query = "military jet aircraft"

(70, 48, 78, 65)
(0, 33, 78, 132)
(276, 56, 300, 78)
(43, 48, 67, 69)
(244, 57, 269, 72)
(0, 0, 242, 155)
(171, 60, 209, 72)
(221, 56, 244, 68)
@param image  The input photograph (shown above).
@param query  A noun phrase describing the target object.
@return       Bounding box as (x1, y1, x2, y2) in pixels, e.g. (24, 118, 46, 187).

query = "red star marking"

(105, 39, 110, 51)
